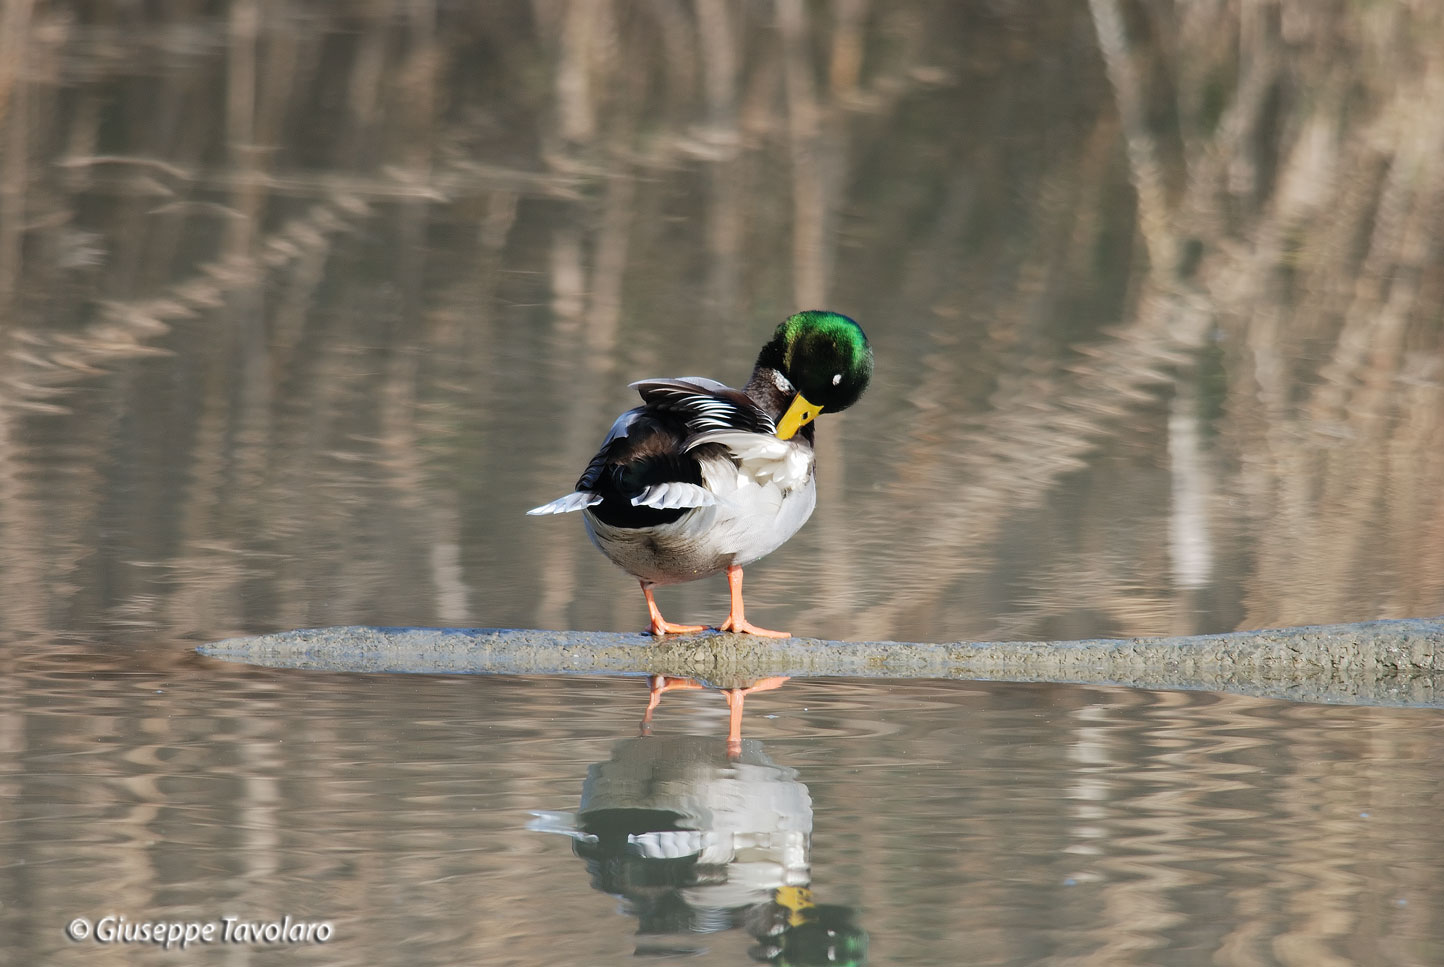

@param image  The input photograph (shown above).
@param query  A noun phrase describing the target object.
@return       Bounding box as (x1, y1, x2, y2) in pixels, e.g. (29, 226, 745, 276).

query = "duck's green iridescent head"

(756, 310, 873, 439)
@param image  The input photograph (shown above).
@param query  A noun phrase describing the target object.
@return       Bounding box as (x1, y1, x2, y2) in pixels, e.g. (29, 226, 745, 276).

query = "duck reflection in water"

(529, 731, 867, 965)
(642, 674, 791, 756)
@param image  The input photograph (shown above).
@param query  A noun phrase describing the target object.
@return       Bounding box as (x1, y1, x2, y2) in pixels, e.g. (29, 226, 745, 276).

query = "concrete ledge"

(198, 617, 1444, 707)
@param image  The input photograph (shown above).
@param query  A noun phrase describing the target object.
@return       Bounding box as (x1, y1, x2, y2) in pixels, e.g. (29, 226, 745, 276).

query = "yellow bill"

(775, 885, 816, 927)
(775, 393, 823, 440)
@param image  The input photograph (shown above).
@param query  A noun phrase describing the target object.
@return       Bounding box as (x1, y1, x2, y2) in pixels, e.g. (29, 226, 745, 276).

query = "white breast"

(582, 442, 817, 586)
(695, 450, 816, 567)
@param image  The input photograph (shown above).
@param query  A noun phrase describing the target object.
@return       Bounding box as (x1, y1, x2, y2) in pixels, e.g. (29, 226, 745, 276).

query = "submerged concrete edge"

(198, 616, 1444, 708)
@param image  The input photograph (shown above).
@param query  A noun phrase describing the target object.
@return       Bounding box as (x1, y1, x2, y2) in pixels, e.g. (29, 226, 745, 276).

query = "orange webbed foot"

(715, 565, 791, 638)
(715, 616, 791, 638)
(640, 582, 705, 637)
(647, 618, 707, 636)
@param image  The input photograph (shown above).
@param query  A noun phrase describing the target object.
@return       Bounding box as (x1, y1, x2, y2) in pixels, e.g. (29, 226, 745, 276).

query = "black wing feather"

(630, 379, 776, 436)
(577, 379, 769, 530)
(581, 411, 708, 529)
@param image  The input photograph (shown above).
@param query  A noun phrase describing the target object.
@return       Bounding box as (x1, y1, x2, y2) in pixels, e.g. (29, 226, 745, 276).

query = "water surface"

(4, 637, 1443, 966)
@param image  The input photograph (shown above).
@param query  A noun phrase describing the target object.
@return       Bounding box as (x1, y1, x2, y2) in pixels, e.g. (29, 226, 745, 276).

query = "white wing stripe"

(630, 482, 718, 509)
(527, 491, 603, 515)
(627, 379, 777, 434)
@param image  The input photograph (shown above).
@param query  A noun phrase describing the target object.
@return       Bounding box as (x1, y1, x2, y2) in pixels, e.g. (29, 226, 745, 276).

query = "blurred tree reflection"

(0, 0, 1439, 642)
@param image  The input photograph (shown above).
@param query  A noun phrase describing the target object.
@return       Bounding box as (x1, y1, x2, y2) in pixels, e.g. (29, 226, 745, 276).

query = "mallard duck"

(528, 310, 873, 637)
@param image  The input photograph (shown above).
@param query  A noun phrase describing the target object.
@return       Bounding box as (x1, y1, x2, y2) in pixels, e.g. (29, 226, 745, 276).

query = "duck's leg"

(715, 565, 790, 638)
(723, 676, 791, 754)
(641, 581, 706, 636)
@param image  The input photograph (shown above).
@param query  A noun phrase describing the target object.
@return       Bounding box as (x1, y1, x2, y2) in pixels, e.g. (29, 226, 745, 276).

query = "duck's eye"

(831, 373, 842, 385)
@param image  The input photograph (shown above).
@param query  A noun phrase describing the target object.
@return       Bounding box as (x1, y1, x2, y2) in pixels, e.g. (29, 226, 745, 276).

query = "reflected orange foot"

(739, 675, 791, 695)
(724, 676, 792, 755)
(642, 676, 705, 731)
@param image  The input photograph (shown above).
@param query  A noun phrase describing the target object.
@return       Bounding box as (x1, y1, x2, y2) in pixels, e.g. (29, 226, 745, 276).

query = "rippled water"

(5, 2, 1444, 965)
(4, 2, 1443, 646)
(3, 637, 1442, 966)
